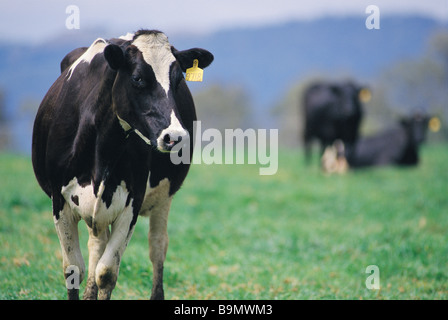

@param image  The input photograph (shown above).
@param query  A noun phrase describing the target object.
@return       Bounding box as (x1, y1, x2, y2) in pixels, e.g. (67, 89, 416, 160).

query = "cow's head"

(400, 113, 430, 145)
(337, 82, 368, 118)
(104, 30, 213, 152)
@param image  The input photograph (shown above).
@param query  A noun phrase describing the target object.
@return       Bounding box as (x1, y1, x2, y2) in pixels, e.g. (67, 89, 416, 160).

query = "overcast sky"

(1, 0, 447, 44)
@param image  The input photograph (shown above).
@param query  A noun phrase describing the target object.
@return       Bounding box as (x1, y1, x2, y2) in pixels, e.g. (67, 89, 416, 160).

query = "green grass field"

(1, 145, 447, 300)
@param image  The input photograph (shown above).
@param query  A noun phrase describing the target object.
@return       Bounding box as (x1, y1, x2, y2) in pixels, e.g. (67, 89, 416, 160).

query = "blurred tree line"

(374, 31, 448, 133)
(193, 30, 447, 149)
(193, 84, 253, 131)
(271, 30, 448, 147)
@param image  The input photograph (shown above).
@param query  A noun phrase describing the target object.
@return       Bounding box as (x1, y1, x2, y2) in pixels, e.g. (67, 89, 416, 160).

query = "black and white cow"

(303, 81, 367, 164)
(32, 30, 213, 300)
(347, 113, 430, 168)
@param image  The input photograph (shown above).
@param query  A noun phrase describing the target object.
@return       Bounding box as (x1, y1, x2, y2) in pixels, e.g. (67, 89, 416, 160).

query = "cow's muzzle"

(160, 132, 185, 152)
(156, 111, 189, 153)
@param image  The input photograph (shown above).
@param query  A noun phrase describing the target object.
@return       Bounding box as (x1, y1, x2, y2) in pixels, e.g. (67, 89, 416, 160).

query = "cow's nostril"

(158, 129, 188, 152)
(163, 134, 172, 144)
(163, 134, 182, 150)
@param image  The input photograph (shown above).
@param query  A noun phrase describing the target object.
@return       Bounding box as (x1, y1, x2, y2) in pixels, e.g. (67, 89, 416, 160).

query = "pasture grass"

(0, 145, 447, 300)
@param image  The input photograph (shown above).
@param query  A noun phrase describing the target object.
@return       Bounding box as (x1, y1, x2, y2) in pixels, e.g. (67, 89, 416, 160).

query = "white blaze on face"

(132, 33, 176, 96)
(66, 38, 107, 80)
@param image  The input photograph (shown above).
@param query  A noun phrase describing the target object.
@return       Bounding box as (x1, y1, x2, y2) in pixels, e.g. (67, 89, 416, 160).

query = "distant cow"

(347, 113, 430, 168)
(303, 81, 368, 164)
(32, 30, 213, 300)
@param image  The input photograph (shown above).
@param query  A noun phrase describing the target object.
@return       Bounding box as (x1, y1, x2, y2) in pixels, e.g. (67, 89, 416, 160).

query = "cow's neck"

(91, 70, 129, 195)
(116, 114, 152, 146)
(92, 113, 125, 195)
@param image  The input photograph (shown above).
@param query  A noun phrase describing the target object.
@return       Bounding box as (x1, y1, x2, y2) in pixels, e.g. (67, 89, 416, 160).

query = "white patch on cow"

(156, 110, 189, 151)
(54, 202, 86, 284)
(119, 32, 134, 40)
(132, 33, 176, 95)
(140, 177, 171, 217)
(61, 177, 130, 235)
(66, 38, 107, 80)
(95, 203, 134, 296)
(321, 140, 349, 175)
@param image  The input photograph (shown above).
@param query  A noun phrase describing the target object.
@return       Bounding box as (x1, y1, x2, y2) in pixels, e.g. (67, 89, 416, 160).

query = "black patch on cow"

(125, 193, 132, 207)
(71, 195, 79, 206)
(60, 47, 88, 73)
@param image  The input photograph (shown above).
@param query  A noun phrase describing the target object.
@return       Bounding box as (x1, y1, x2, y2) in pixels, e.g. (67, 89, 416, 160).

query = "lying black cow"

(347, 114, 430, 168)
(303, 81, 368, 164)
(32, 30, 213, 300)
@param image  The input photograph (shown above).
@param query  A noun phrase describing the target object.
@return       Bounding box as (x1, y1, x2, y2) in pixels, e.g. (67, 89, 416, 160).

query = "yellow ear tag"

(429, 117, 441, 133)
(186, 59, 203, 82)
(359, 88, 372, 103)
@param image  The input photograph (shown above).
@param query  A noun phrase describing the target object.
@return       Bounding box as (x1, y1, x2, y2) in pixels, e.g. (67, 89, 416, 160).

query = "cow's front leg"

(83, 226, 109, 300)
(54, 203, 85, 300)
(149, 197, 172, 300)
(95, 207, 135, 300)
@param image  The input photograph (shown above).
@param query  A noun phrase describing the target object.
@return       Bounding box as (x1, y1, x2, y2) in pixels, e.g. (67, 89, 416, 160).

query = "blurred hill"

(0, 16, 446, 152)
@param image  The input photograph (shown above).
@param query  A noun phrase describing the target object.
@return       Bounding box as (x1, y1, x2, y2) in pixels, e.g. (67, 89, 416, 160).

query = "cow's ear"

(104, 44, 125, 70)
(172, 47, 214, 72)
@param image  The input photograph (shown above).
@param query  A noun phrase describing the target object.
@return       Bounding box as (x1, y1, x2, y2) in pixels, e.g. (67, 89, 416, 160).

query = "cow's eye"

(131, 74, 145, 88)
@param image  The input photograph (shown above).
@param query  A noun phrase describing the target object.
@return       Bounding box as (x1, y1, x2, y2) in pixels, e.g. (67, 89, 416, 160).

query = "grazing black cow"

(32, 30, 213, 300)
(347, 113, 430, 168)
(303, 81, 368, 164)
